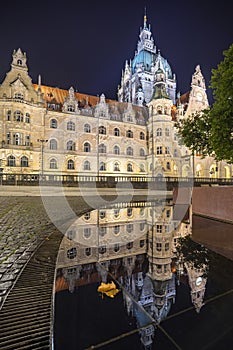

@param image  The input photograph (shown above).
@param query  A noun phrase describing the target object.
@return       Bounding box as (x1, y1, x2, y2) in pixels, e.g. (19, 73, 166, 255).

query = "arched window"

(140, 131, 145, 140)
(84, 228, 91, 239)
(99, 162, 106, 171)
(156, 128, 162, 137)
(113, 145, 120, 155)
(126, 130, 133, 138)
(67, 140, 75, 151)
(50, 158, 57, 169)
(114, 244, 120, 252)
(98, 246, 106, 254)
(50, 119, 57, 129)
(165, 128, 170, 137)
(174, 149, 178, 157)
(14, 110, 23, 122)
(67, 121, 75, 131)
(140, 148, 145, 156)
(126, 242, 133, 250)
(126, 146, 133, 156)
(99, 144, 106, 153)
(67, 159, 74, 169)
(166, 162, 171, 170)
(7, 110, 11, 121)
(114, 162, 120, 171)
(114, 128, 120, 136)
(67, 247, 77, 259)
(127, 163, 133, 172)
(84, 124, 91, 133)
(21, 156, 28, 167)
(156, 146, 162, 155)
(17, 59, 22, 66)
(127, 223, 133, 233)
(140, 164, 145, 172)
(15, 92, 24, 100)
(25, 113, 30, 123)
(85, 247, 91, 256)
(67, 105, 75, 112)
(7, 155, 16, 166)
(50, 139, 57, 150)
(99, 126, 106, 135)
(84, 160, 91, 170)
(84, 142, 91, 152)
(157, 106, 162, 114)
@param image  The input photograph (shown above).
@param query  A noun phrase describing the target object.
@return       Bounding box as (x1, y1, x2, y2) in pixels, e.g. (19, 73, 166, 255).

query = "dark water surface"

(53, 201, 233, 350)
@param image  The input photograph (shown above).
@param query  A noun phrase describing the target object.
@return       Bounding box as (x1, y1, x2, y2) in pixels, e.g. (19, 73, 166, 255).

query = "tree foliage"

(176, 44, 233, 163)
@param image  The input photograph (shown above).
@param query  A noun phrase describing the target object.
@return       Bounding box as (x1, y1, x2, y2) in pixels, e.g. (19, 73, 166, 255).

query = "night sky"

(0, 0, 232, 104)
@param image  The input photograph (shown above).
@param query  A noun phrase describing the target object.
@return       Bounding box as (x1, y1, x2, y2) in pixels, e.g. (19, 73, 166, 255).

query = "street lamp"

(37, 139, 48, 177)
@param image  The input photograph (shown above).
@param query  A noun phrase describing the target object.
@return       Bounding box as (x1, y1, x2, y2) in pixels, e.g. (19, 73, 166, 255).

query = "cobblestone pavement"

(0, 196, 60, 309)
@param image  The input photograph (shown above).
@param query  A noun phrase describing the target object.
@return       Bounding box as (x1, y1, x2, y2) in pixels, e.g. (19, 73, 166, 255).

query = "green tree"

(176, 44, 233, 163)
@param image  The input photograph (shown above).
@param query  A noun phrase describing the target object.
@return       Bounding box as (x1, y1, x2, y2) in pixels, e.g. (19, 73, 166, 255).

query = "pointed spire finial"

(144, 7, 147, 28)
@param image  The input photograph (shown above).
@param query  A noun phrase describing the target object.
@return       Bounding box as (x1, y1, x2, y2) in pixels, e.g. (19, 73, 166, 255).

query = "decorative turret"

(11, 48, 28, 71)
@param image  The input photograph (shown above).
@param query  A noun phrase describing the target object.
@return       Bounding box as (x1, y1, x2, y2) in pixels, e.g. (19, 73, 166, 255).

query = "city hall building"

(0, 15, 231, 179)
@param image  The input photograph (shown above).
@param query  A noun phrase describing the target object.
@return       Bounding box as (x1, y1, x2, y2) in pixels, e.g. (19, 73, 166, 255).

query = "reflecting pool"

(53, 199, 233, 350)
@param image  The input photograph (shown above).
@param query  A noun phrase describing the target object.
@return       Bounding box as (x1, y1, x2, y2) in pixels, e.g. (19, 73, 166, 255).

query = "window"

(127, 223, 133, 233)
(113, 145, 120, 155)
(166, 162, 171, 170)
(7, 110, 11, 121)
(84, 212, 90, 220)
(67, 247, 77, 259)
(67, 140, 75, 151)
(113, 225, 120, 234)
(140, 239, 145, 248)
(50, 139, 57, 150)
(85, 247, 91, 256)
(67, 121, 75, 131)
(13, 133, 23, 145)
(156, 243, 162, 252)
(84, 228, 91, 238)
(114, 128, 120, 136)
(67, 105, 75, 112)
(126, 242, 133, 249)
(140, 222, 145, 231)
(140, 148, 145, 156)
(67, 159, 74, 169)
(140, 164, 145, 172)
(25, 135, 30, 146)
(165, 243, 169, 251)
(84, 124, 91, 133)
(114, 162, 120, 171)
(156, 146, 162, 155)
(98, 246, 106, 254)
(14, 110, 23, 122)
(84, 160, 91, 170)
(17, 59, 22, 65)
(126, 146, 133, 156)
(156, 225, 162, 233)
(15, 92, 23, 100)
(99, 211, 106, 219)
(127, 208, 132, 217)
(99, 125, 106, 134)
(114, 244, 120, 252)
(126, 114, 133, 122)
(84, 142, 91, 152)
(174, 149, 178, 157)
(156, 128, 162, 137)
(114, 209, 119, 218)
(99, 162, 106, 171)
(165, 147, 170, 154)
(25, 113, 30, 123)
(7, 155, 16, 167)
(21, 156, 28, 167)
(50, 119, 57, 129)
(127, 163, 133, 172)
(140, 131, 145, 140)
(166, 209, 170, 218)
(165, 128, 170, 137)
(7, 133, 11, 144)
(50, 158, 57, 169)
(126, 130, 133, 138)
(99, 144, 106, 153)
(99, 226, 107, 237)
(67, 230, 75, 240)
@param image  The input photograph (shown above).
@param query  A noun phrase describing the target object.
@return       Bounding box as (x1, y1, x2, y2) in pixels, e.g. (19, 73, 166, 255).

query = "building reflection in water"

(54, 199, 207, 349)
